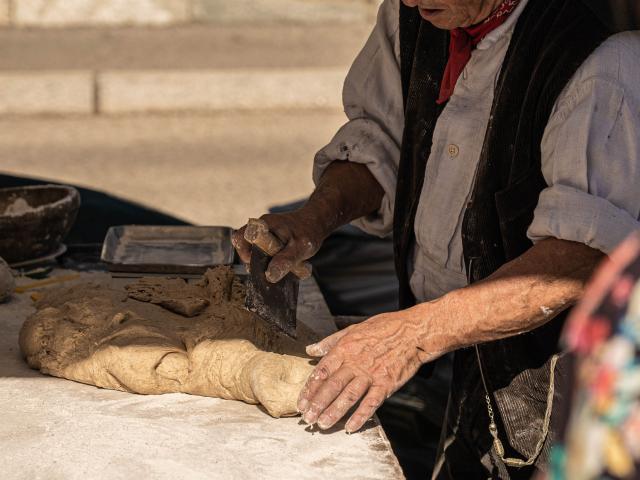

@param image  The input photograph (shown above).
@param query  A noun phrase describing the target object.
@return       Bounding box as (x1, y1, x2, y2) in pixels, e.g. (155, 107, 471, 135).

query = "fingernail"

(266, 270, 281, 283)
(298, 399, 309, 413)
(317, 419, 329, 430)
(303, 406, 318, 425)
(306, 343, 328, 357)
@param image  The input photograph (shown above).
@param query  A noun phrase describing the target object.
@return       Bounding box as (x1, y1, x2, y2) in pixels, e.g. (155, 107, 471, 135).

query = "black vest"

(394, 0, 617, 305)
(394, 0, 630, 467)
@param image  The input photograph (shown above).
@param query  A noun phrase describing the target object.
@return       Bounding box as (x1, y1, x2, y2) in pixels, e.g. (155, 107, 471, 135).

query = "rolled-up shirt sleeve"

(313, 0, 403, 237)
(528, 32, 640, 254)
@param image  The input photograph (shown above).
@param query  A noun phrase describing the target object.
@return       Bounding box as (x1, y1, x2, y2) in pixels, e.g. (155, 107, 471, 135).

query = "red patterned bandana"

(437, 0, 521, 104)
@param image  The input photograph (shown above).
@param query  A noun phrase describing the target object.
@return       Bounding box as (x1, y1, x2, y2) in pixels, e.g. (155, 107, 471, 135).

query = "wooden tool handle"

(244, 218, 312, 280)
(15, 273, 81, 294)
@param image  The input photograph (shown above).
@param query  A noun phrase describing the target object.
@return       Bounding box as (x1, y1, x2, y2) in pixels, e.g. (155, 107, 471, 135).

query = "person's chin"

(418, 7, 456, 29)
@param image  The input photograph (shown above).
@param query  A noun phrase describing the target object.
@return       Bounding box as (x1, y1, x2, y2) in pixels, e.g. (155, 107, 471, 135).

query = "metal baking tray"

(101, 225, 235, 275)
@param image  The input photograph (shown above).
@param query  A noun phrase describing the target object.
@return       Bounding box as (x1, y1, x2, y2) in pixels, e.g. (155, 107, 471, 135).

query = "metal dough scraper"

(243, 219, 312, 339)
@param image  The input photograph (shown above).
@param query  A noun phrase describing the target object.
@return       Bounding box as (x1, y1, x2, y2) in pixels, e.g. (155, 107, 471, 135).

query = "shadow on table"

(293, 415, 378, 436)
(0, 331, 42, 379)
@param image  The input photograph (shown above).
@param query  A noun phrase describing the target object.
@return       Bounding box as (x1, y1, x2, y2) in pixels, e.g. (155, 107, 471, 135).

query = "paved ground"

(0, 17, 372, 222)
(0, 24, 372, 71)
(0, 110, 347, 228)
(2, 0, 379, 27)
(0, 23, 373, 114)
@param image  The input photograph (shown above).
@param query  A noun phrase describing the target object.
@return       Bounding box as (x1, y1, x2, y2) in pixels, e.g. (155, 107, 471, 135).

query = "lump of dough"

(0, 257, 15, 303)
(19, 268, 314, 418)
(187, 339, 314, 417)
(126, 277, 209, 317)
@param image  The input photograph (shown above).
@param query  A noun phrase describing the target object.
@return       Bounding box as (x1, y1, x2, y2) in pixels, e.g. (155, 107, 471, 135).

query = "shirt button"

(448, 144, 460, 158)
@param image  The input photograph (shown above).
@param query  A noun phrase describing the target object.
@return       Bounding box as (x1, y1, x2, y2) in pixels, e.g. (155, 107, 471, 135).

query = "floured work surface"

(1, 269, 403, 479)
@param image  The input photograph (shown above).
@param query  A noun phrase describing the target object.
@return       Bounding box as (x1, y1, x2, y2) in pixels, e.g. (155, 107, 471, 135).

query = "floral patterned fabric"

(551, 233, 640, 480)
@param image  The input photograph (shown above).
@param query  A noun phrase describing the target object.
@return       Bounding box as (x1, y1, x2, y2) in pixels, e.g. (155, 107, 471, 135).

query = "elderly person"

(234, 0, 640, 477)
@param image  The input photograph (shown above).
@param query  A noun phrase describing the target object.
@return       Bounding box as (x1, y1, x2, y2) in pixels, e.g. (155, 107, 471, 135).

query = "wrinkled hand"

(297, 312, 430, 433)
(232, 210, 327, 284)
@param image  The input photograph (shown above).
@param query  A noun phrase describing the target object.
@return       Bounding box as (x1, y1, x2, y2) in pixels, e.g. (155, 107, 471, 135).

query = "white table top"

(0, 270, 403, 480)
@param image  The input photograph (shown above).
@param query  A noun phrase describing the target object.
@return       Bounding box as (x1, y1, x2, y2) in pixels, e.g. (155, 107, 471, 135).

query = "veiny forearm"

(408, 238, 605, 361)
(302, 161, 384, 238)
(297, 238, 605, 432)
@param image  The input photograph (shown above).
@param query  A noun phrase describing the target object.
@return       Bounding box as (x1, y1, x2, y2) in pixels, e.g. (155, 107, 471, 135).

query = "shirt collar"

(476, 0, 530, 51)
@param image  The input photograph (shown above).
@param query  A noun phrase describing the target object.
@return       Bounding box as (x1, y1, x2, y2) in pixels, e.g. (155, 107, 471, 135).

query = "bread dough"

(19, 267, 314, 418)
(125, 277, 211, 317)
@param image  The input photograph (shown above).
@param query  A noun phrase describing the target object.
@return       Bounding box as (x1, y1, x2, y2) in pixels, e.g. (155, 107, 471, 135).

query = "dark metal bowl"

(0, 185, 80, 264)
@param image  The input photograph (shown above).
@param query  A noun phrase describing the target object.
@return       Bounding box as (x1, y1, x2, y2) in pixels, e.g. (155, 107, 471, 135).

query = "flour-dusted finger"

(302, 366, 356, 426)
(297, 352, 343, 416)
(306, 328, 351, 357)
(317, 376, 371, 430)
(345, 386, 387, 434)
(231, 225, 251, 264)
(265, 242, 298, 283)
(260, 213, 292, 241)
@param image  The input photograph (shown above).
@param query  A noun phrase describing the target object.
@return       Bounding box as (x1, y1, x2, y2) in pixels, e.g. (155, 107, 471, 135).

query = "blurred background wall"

(1, 0, 380, 27)
(0, 0, 380, 227)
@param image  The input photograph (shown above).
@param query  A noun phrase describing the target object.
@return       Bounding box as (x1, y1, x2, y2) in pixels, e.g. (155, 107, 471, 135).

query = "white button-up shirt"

(313, 0, 640, 303)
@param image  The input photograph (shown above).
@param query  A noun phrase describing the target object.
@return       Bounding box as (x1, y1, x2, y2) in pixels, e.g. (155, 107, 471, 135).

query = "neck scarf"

(437, 0, 521, 104)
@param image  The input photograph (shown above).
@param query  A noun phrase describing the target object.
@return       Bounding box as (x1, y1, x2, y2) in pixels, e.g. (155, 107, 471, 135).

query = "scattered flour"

(540, 306, 554, 317)
(3, 197, 35, 217)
